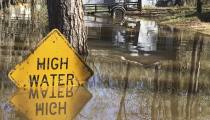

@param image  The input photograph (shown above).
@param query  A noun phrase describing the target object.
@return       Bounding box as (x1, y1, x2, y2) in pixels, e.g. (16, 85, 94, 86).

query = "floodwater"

(1, 5, 210, 120)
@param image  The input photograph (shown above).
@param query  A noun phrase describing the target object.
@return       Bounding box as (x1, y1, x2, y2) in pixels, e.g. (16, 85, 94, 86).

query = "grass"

(155, 6, 210, 36)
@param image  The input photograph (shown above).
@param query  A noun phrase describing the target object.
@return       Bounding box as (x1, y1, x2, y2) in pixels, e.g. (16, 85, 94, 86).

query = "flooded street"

(1, 5, 210, 120)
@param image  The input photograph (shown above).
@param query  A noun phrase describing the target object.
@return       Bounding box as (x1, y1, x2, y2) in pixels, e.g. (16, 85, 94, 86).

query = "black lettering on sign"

(51, 58, 59, 70)
(37, 58, 45, 70)
(58, 102, 66, 114)
(58, 74, 65, 86)
(36, 102, 44, 115)
(29, 74, 75, 87)
(32, 57, 73, 88)
(29, 86, 74, 99)
(49, 102, 57, 115)
(40, 74, 49, 87)
(67, 74, 74, 85)
(29, 88, 48, 99)
(60, 58, 68, 69)
(41, 88, 48, 98)
(50, 74, 57, 86)
(29, 75, 39, 87)
(36, 102, 66, 116)
(47, 58, 50, 69)
(49, 87, 56, 98)
(29, 88, 38, 99)
(46, 102, 49, 115)
(36, 58, 69, 70)
(58, 87, 64, 98)
(66, 87, 73, 98)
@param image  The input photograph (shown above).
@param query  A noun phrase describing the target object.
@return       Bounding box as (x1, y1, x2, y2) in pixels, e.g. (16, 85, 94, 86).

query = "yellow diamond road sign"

(8, 29, 93, 89)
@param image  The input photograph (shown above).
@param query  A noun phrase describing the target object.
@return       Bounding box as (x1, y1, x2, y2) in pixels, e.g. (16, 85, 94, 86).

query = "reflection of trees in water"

(87, 54, 155, 89)
(152, 39, 209, 120)
(0, 18, 45, 70)
(0, 1, 47, 119)
(150, 92, 208, 120)
(156, 26, 208, 94)
(117, 62, 130, 120)
(83, 28, 210, 119)
(188, 34, 203, 94)
(87, 30, 207, 94)
(0, 0, 47, 70)
(0, 71, 16, 120)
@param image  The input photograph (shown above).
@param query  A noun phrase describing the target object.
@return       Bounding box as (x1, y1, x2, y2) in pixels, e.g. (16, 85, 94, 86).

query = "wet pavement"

(1, 5, 210, 120)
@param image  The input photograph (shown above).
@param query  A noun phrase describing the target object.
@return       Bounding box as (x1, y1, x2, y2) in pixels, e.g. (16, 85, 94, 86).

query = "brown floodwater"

(1, 5, 210, 120)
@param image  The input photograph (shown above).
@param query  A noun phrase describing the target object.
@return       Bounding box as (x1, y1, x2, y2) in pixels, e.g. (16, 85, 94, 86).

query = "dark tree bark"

(197, 0, 202, 14)
(47, 0, 88, 55)
(1, 0, 9, 9)
(10, 0, 16, 5)
(174, 0, 182, 6)
(138, 0, 142, 11)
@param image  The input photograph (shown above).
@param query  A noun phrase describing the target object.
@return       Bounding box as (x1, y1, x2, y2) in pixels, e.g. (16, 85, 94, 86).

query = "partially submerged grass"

(156, 6, 210, 36)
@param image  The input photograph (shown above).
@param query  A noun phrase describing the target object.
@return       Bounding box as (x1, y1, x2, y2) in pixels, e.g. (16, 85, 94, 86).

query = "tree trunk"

(174, 0, 182, 6)
(138, 0, 142, 11)
(197, 0, 202, 14)
(47, 0, 88, 55)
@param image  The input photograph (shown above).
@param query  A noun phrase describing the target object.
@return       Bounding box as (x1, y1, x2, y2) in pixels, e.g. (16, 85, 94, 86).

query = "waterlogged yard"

(0, 4, 210, 120)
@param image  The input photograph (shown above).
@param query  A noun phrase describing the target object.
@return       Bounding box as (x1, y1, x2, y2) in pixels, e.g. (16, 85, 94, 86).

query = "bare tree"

(47, 0, 88, 55)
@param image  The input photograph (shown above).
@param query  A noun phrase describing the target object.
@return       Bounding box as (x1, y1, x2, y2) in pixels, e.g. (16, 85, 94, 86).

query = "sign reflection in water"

(10, 86, 92, 120)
